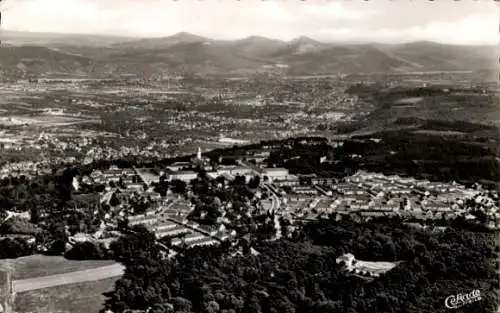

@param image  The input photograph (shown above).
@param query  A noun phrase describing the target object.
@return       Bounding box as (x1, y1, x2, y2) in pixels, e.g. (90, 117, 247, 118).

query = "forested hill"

(2, 32, 497, 77)
(101, 216, 498, 313)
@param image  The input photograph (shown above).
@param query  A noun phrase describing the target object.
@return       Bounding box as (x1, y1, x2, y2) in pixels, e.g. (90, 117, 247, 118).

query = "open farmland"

(0, 115, 100, 127)
(1, 254, 117, 280)
(14, 277, 118, 313)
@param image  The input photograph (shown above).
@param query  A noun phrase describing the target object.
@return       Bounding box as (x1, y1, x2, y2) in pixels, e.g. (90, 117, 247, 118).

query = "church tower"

(197, 147, 202, 160)
(191, 146, 211, 170)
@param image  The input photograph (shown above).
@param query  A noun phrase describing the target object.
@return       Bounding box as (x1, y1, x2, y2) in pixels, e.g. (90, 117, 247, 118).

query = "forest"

(261, 131, 499, 188)
(101, 217, 499, 313)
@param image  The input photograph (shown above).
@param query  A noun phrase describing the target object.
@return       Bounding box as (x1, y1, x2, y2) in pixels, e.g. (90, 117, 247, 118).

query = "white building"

(260, 168, 290, 181)
(336, 253, 356, 270)
(166, 162, 191, 172)
(168, 171, 198, 182)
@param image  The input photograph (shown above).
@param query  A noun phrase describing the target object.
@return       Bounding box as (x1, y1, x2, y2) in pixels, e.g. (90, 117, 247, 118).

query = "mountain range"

(0, 31, 497, 77)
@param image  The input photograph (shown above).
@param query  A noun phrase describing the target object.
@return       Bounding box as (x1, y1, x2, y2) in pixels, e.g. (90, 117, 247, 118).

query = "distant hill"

(1, 31, 496, 77)
(378, 41, 497, 72)
(1, 30, 135, 47)
(112, 32, 211, 50)
(286, 36, 331, 55)
(0, 46, 99, 77)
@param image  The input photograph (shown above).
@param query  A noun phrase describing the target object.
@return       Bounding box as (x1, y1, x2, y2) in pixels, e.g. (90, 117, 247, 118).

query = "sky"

(1, 0, 498, 45)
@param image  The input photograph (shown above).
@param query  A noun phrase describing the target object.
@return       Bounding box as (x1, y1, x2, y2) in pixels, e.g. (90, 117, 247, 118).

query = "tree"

(171, 180, 187, 194)
(248, 176, 261, 189)
(243, 296, 261, 313)
(0, 237, 36, 258)
(172, 297, 192, 313)
(110, 193, 121, 207)
(470, 210, 488, 224)
(30, 206, 40, 224)
(233, 175, 246, 186)
(101, 212, 498, 313)
(65, 241, 107, 260)
(205, 300, 220, 313)
(150, 303, 174, 313)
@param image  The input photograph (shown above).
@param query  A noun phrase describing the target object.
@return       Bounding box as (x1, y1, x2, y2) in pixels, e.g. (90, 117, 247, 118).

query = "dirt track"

(12, 263, 125, 293)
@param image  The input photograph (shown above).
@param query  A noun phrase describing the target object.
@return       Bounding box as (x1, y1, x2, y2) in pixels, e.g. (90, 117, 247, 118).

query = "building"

(336, 253, 397, 278)
(312, 177, 336, 185)
(274, 175, 300, 187)
(191, 147, 210, 168)
(155, 225, 190, 239)
(166, 162, 191, 172)
(292, 186, 318, 195)
(153, 222, 178, 233)
(128, 214, 158, 226)
(336, 253, 356, 270)
(218, 135, 250, 145)
(171, 231, 207, 246)
(126, 183, 144, 191)
(168, 170, 198, 182)
(216, 165, 254, 177)
(135, 168, 160, 186)
(259, 168, 290, 181)
(189, 237, 219, 247)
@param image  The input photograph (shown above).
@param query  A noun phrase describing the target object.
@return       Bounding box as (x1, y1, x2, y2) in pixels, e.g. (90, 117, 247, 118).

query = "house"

(292, 186, 318, 195)
(171, 231, 211, 246)
(216, 166, 254, 177)
(274, 177, 300, 187)
(155, 225, 190, 239)
(135, 168, 160, 186)
(153, 222, 178, 232)
(126, 183, 144, 191)
(128, 214, 158, 226)
(312, 177, 336, 185)
(336, 253, 356, 269)
(360, 211, 385, 217)
(166, 162, 191, 172)
(188, 236, 219, 247)
(138, 191, 162, 201)
(68, 193, 101, 210)
(259, 168, 289, 181)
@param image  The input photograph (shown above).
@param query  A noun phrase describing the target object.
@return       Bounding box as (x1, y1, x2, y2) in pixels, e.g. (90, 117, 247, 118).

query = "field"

(354, 260, 398, 275)
(0, 115, 99, 127)
(1, 254, 117, 279)
(0, 255, 121, 313)
(14, 277, 118, 313)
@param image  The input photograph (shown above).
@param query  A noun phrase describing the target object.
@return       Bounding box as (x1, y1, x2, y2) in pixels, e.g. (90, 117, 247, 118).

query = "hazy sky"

(1, 0, 498, 45)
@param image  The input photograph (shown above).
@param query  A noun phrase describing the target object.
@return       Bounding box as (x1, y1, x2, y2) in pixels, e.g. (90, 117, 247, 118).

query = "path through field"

(12, 263, 125, 292)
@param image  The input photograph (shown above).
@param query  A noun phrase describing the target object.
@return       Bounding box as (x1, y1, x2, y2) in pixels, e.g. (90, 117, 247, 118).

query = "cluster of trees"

(188, 172, 258, 226)
(185, 171, 279, 242)
(0, 237, 36, 258)
(266, 142, 335, 176)
(342, 129, 499, 183)
(0, 174, 64, 213)
(253, 131, 499, 188)
(404, 213, 494, 232)
(0, 210, 103, 259)
(65, 241, 111, 260)
(0, 217, 41, 236)
(102, 216, 498, 313)
(63, 225, 160, 261)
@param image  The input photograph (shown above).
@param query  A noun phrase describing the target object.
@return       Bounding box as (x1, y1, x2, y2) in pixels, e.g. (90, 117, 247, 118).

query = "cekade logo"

(445, 289, 482, 309)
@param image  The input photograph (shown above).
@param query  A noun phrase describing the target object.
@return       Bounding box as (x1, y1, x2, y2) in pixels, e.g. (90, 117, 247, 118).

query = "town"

(0, 1, 498, 311)
(1, 140, 496, 260)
